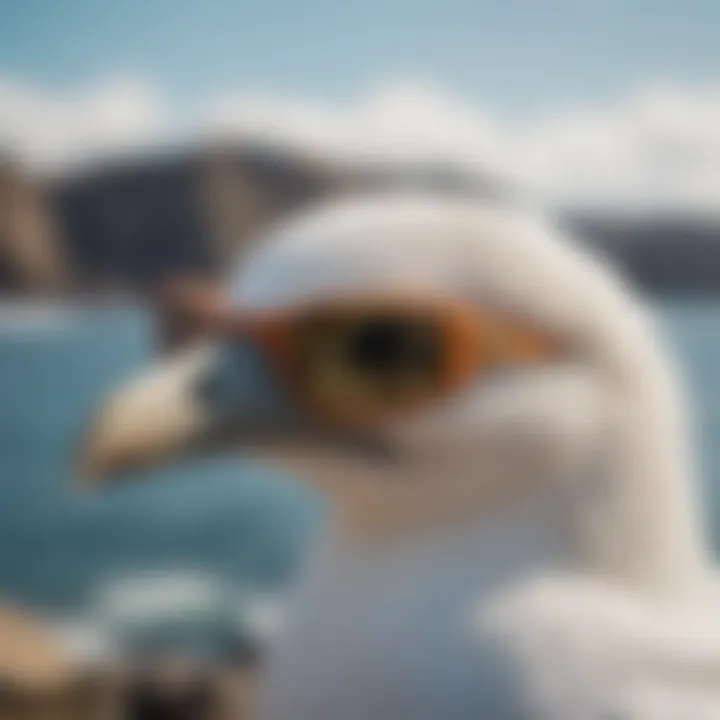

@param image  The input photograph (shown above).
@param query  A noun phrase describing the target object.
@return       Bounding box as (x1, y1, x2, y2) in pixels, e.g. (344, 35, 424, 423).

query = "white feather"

(227, 194, 719, 720)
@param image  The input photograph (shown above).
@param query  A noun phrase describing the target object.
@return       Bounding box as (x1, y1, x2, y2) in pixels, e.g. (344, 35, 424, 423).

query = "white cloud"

(2, 76, 720, 215)
(206, 81, 720, 215)
(517, 85, 720, 214)
(204, 81, 508, 174)
(0, 76, 165, 173)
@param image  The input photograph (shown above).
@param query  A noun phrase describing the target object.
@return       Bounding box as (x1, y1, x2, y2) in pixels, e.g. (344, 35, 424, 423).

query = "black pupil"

(347, 318, 438, 375)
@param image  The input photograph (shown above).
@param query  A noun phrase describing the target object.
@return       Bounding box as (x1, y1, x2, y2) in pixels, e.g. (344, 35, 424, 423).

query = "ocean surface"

(0, 304, 321, 621)
(0, 301, 719, 619)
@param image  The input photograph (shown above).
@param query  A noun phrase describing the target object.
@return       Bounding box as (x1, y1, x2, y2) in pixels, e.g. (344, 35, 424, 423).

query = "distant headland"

(1, 145, 719, 302)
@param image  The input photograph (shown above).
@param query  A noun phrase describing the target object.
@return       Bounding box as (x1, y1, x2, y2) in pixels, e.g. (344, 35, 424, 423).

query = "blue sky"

(1, 0, 719, 214)
(1, 0, 718, 113)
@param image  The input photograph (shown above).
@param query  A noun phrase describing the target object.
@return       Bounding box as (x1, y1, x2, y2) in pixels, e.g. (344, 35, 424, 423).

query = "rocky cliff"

(0, 160, 68, 294)
(51, 145, 357, 297)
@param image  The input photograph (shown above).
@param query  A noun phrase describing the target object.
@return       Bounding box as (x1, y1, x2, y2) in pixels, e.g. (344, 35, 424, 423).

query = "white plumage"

(236, 195, 718, 720)
(84, 193, 720, 720)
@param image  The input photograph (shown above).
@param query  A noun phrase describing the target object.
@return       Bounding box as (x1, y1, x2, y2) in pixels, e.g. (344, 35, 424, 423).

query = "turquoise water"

(0, 306, 320, 613)
(0, 303, 719, 613)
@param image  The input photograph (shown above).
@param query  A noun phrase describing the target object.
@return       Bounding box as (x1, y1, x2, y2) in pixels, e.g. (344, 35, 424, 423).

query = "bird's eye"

(297, 313, 444, 417)
(346, 317, 439, 375)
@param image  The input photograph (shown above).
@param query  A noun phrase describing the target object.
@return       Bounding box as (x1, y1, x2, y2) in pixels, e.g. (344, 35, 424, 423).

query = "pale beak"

(77, 340, 297, 486)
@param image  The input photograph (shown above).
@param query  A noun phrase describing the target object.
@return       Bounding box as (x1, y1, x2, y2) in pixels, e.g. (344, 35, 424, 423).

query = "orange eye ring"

(163, 286, 559, 425)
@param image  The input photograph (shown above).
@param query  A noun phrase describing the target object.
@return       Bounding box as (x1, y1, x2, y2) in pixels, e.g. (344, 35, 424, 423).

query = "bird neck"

(567, 394, 711, 596)
(325, 492, 575, 594)
(262, 497, 573, 720)
(558, 332, 713, 596)
(327, 413, 712, 600)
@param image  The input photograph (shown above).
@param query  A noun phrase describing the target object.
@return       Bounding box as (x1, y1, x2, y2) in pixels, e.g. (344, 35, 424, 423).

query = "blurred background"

(0, 0, 719, 716)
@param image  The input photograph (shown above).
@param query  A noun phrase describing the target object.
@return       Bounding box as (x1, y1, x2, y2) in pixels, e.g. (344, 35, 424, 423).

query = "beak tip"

(72, 344, 220, 492)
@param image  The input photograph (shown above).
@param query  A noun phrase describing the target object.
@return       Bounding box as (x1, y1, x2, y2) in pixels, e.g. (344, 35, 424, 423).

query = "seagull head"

(78, 195, 709, 590)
